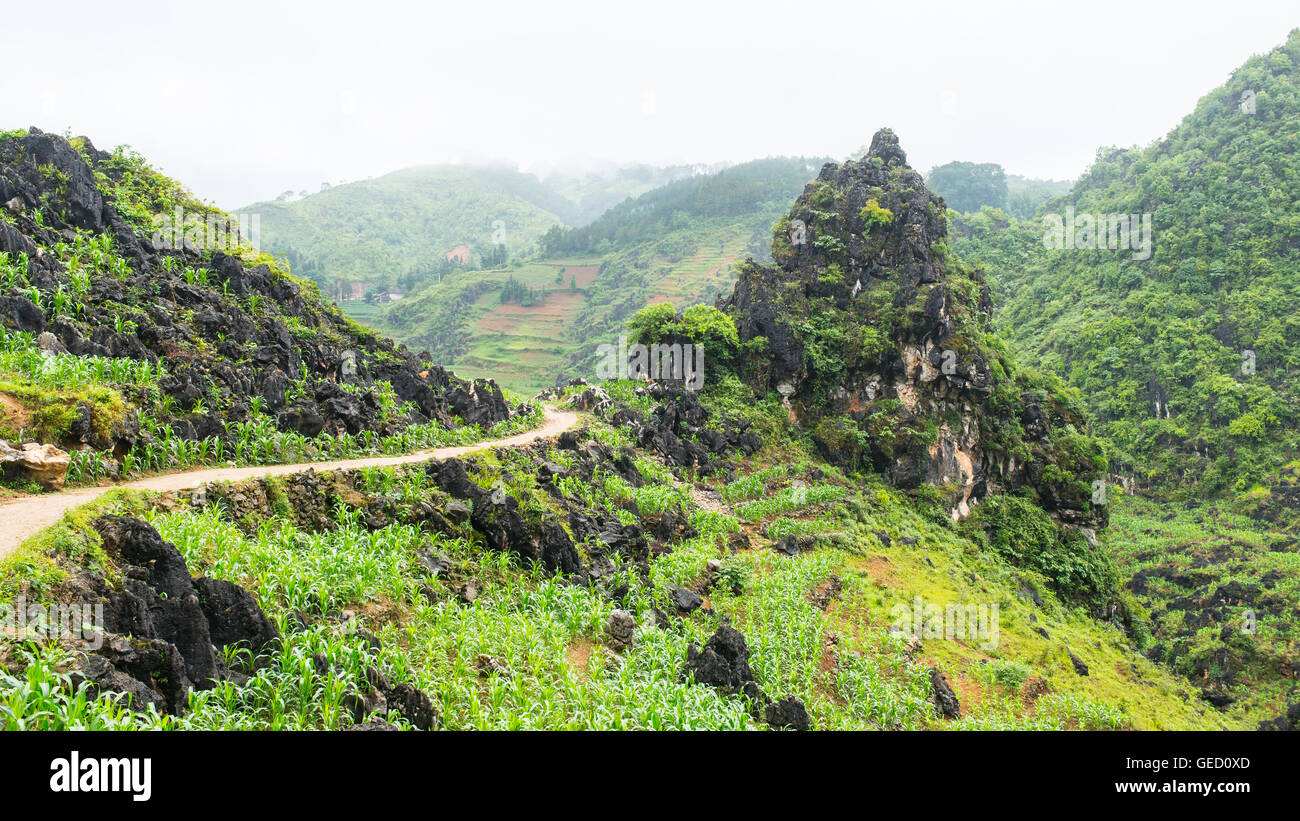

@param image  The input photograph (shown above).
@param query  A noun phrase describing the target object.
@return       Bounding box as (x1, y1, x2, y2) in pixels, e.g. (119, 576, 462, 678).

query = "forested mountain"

(539, 162, 725, 227)
(926, 161, 1072, 220)
(951, 29, 1300, 499)
(539, 156, 829, 257)
(243, 165, 567, 293)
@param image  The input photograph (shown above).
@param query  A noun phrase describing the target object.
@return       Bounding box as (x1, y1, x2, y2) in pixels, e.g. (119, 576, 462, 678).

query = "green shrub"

(969, 494, 1117, 605)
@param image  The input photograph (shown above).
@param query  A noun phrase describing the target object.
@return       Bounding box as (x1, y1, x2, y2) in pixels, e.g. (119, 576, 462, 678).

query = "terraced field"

(447, 239, 750, 393)
(642, 234, 749, 308)
(370, 223, 764, 395)
(458, 262, 598, 393)
(362, 261, 598, 394)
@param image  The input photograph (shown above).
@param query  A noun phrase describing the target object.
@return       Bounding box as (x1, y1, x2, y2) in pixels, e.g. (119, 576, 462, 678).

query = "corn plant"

(65, 450, 114, 485)
(0, 644, 169, 730)
(765, 515, 838, 540)
(0, 250, 29, 289)
(720, 465, 788, 503)
(735, 483, 846, 522)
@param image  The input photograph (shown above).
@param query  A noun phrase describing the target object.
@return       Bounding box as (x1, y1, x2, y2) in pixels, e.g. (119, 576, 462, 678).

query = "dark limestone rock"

(669, 585, 703, 613)
(929, 667, 961, 718)
(195, 576, 279, 654)
(71, 653, 168, 714)
(765, 697, 811, 731)
(77, 516, 278, 714)
(683, 625, 810, 729)
(714, 127, 1108, 534)
(387, 682, 439, 730)
(539, 521, 582, 574)
(685, 625, 758, 695)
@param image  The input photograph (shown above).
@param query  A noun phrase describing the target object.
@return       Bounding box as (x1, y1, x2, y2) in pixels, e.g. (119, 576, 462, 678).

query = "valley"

(0, 25, 1298, 739)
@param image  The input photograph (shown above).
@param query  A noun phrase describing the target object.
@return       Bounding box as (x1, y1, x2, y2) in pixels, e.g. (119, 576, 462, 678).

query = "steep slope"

(951, 29, 1300, 499)
(944, 30, 1300, 715)
(0, 129, 524, 488)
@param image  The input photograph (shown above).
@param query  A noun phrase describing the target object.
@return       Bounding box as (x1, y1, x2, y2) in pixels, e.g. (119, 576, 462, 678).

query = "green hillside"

(950, 29, 1300, 500)
(244, 165, 568, 293)
(374, 157, 829, 393)
(245, 163, 711, 300)
(541, 162, 721, 226)
(369, 259, 602, 395)
(539, 156, 829, 256)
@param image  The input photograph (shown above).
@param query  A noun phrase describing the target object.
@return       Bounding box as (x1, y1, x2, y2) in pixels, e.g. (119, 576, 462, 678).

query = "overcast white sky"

(4, 0, 1297, 209)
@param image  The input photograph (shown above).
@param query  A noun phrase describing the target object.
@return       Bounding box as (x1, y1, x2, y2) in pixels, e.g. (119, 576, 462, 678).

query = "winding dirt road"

(0, 405, 578, 561)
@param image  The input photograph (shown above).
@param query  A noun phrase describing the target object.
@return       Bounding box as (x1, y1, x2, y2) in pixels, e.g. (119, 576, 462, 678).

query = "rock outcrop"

(719, 128, 1107, 529)
(0, 128, 513, 458)
(684, 624, 811, 730)
(61, 515, 281, 715)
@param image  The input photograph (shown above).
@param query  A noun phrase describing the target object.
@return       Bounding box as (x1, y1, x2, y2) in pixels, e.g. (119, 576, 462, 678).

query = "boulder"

(80, 516, 278, 714)
(765, 697, 811, 731)
(387, 682, 439, 730)
(684, 624, 811, 729)
(684, 625, 758, 696)
(669, 585, 703, 613)
(606, 609, 637, 650)
(0, 439, 71, 490)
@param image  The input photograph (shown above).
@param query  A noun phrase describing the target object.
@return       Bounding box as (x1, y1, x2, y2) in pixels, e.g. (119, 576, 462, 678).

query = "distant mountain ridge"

(241, 162, 711, 296)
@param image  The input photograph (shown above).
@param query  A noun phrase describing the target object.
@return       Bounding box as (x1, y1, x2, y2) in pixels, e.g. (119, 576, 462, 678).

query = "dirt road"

(0, 405, 578, 560)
